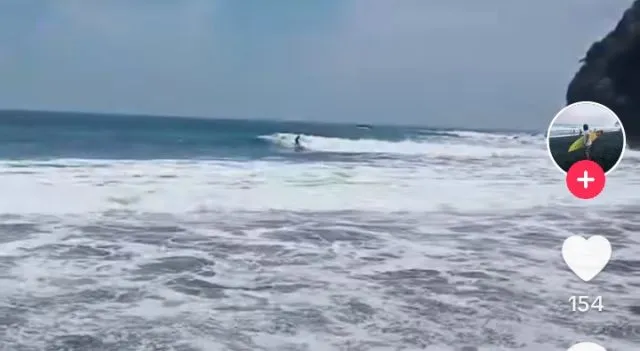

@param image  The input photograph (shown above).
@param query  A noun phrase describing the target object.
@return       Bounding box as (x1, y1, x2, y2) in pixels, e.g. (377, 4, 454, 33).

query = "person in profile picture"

(581, 123, 593, 160)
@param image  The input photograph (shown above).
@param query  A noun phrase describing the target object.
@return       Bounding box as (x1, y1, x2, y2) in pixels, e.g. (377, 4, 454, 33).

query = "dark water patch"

(54, 287, 144, 305)
(331, 297, 377, 324)
(75, 224, 111, 238)
(134, 256, 215, 275)
(2, 297, 54, 317)
(165, 276, 313, 299)
(358, 254, 389, 263)
(402, 296, 479, 319)
(459, 283, 522, 305)
(594, 226, 635, 249)
(364, 269, 449, 292)
(256, 251, 325, 267)
(606, 259, 640, 275)
(448, 223, 496, 234)
(0, 222, 43, 243)
(41, 328, 199, 351)
(165, 234, 210, 246)
(536, 211, 579, 222)
(97, 180, 121, 186)
(202, 242, 282, 256)
(7, 162, 72, 168)
(264, 227, 377, 245)
(166, 277, 228, 299)
(0, 170, 36, 175)
(576, 319, 640, 341)
(49, 277, 98, 287)
(212, 296, 270, 312)
(377, 323, 440, 348)
(476, 327, 525, 349)
(252, 283, 313, 294)
(608, 207, 640, 220)
(131, 227, 190, 245)
(567, 223, 635, 245)
(369, 268, 441, 280)
(0, 214, 23, 221)
(247, 218, 299, 229)
(450, 270, 495, 280)
(449, 309, 530, 348)
(62, 245, 114, 258)
(496, 248, 547, 265)
(28, 243, 132, 261)
(265, 308, 333, 335)
(0, 305, 29, 329)
(46, 334, 106, 351)
(77, 223, 189, 246)
(0, 255, 23, 276)
(620, 222, 640, 232)
(510, 230, 560, 248)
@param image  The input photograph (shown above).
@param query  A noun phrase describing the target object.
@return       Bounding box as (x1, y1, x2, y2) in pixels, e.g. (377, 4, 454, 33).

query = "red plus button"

(566, 160, 606, 199)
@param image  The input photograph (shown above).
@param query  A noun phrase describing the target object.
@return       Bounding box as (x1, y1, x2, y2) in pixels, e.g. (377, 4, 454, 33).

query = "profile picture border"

(546, 101, 627, 175)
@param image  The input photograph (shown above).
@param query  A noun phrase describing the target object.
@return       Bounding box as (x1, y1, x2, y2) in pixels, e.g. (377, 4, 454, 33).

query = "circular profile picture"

(547, 101, 626, 174)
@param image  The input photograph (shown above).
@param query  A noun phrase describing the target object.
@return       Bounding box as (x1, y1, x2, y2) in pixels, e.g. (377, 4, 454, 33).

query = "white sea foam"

(1, 134, 638, 215)
(1, 133, 639, 350)
(0, 161, 629, 215)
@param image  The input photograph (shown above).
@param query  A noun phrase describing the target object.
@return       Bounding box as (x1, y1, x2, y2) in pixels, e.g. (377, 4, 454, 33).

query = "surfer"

(582, 124, 592, 160)
(294, 135, 304, 151)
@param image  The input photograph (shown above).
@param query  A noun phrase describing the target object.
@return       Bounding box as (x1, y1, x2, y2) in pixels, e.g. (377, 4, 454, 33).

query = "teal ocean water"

(0, 110, 534, 160)
(1, 110, 639, 350)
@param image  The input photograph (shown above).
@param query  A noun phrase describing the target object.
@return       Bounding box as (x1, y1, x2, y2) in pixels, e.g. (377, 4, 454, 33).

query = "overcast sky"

(0, 0, 634, 130)
(553, 102, 621, 127)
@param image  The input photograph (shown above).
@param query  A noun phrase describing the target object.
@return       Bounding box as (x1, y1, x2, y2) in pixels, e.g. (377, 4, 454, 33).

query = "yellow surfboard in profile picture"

(568, 131, 600, 152)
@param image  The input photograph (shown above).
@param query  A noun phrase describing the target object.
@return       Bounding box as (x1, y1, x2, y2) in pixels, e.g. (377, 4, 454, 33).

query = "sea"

(0, 111, 639, 351)
(548, 124, 621, 139)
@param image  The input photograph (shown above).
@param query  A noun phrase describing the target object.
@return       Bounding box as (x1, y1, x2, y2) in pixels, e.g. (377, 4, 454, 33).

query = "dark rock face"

(566, 0, 640, 146)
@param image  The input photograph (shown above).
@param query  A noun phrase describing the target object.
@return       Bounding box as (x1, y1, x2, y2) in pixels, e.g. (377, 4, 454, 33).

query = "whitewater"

(0, 112, 639, 351)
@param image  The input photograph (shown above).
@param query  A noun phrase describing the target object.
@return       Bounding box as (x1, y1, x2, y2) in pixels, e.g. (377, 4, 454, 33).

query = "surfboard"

(568, 136, 585, 152)
(568, 131, 599, 152)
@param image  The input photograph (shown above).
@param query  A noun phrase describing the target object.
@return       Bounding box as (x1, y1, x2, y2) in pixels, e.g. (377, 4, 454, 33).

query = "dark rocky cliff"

(566, 0, 640, 146)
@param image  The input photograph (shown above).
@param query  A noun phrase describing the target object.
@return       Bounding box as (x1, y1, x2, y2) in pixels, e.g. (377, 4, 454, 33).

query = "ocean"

(549, 124, 621, 139)
(0, 110, 639, 351)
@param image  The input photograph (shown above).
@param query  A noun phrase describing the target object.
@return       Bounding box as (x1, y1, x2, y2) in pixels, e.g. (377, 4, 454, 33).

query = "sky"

(0, 0, 635, 130)
(553, 102, 622, 128)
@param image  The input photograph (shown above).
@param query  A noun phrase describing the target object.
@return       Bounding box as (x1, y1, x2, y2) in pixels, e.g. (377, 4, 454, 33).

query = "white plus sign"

(577, 170, 595, 189)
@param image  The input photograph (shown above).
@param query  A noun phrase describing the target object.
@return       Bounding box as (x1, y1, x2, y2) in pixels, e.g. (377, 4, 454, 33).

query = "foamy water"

(1, 123, 639, 350)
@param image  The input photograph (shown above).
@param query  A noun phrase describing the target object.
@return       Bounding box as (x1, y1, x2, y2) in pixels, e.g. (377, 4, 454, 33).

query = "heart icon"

(567, 341, 606, 351)
(562, 235, 611, 282)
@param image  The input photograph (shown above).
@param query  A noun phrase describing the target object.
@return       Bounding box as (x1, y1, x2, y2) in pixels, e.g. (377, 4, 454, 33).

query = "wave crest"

(258, 132, 546, 158)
